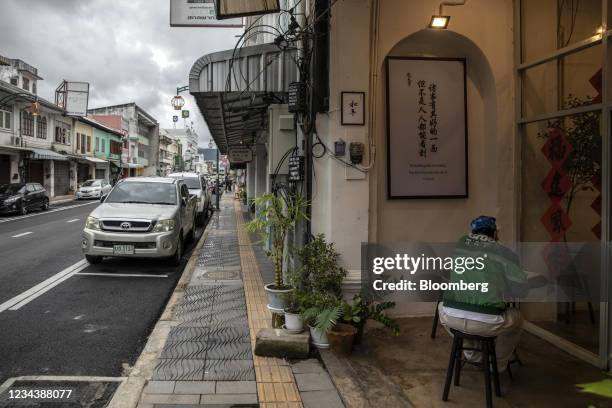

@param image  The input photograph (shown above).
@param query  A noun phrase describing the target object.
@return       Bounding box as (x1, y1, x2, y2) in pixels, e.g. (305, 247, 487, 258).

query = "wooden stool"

(443, 328, 501, 408)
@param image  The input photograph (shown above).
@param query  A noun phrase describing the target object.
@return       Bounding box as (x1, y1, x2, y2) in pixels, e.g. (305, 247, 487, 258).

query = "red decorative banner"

(541, 128, 572, 170)
(541, 203, 572, 242)
(541, 169, 571, 204)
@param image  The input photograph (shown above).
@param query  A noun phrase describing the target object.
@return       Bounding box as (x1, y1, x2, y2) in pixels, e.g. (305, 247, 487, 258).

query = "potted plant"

(284, 291, 304, 333)
(301, 293, 342, 349)
(327, 321, 358, 356)
(340, 294, 400, 345)
(246, 192, 308, 323)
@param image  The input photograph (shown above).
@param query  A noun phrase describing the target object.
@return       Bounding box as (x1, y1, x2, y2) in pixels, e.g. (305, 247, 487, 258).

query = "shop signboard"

(386, 57, 468, 198)
(228, 147, 252, 163)
(170, 0, 243, 27)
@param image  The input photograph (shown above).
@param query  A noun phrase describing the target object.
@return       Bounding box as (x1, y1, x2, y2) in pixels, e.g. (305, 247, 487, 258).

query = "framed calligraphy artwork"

(341, 91, 366, 125)
(386, 56, 468, 199)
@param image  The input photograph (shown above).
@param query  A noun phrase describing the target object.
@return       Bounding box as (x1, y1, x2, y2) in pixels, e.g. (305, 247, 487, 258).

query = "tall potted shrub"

(246, 192, 308, 321)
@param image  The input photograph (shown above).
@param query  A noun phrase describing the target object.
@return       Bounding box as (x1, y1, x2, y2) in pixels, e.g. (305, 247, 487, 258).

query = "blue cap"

(470, 216, 497, 234)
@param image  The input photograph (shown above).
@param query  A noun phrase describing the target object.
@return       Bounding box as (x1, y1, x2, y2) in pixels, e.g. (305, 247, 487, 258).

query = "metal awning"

(29, 148, 68, 161)
(122, 163, 143, 169)
(189, 43, 298, 154)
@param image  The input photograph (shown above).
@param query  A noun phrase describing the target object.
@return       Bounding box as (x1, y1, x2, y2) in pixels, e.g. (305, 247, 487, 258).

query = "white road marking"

(0, 259, 89, 313)
(76, 272, 168, 278)
(0, 202, 96, 224)
(11, 232, 32, 238)
(66, 219, 80, 223)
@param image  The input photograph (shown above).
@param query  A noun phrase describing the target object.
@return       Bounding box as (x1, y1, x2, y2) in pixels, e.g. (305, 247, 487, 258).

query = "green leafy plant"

(301, 292, 342, 333)
(341, 295, 400, 336)
(294, 234, 347, 297)
(246, 192, 308, 289)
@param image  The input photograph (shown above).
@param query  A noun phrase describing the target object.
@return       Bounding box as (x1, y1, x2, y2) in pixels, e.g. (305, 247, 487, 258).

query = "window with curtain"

(21, 112, 33, 137)
(36, 116, 47, 139)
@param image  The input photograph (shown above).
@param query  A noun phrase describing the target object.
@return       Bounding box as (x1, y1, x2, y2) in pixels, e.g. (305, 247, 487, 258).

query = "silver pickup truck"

(81, 177, 197, 265)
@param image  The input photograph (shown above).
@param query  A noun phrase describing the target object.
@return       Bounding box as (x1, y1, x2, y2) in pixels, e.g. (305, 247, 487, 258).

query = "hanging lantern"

(171, 95, 185, 111)
(30, 100, 41, 116)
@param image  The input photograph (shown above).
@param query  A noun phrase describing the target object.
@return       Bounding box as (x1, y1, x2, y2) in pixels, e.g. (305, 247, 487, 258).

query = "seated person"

(438, 216, 529, 370)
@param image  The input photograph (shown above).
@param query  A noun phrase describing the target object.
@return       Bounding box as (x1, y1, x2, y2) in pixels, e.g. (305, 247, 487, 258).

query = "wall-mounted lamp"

(429, 15, 450, 29)
(429, 1, 466, 29)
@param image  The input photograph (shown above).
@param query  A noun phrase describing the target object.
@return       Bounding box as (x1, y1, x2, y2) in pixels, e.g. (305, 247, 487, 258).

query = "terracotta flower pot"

(327, 323, 358, 356)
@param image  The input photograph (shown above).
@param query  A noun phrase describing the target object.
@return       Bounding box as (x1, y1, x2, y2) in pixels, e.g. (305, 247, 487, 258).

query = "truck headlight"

(85, 216, 101, 230)
(153, 219, 175, 232)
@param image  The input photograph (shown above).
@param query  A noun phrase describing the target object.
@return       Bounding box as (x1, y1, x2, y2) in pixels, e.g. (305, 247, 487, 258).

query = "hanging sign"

(228, 147, 253, 163)
(386, 57, 468, 198)
(170, 0, 243, 27)
(173, 116, 179, 123)
(182, 110, 190, 118)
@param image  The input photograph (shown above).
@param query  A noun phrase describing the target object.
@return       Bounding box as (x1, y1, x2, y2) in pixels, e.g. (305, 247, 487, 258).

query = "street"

(0, 200, 206, 384)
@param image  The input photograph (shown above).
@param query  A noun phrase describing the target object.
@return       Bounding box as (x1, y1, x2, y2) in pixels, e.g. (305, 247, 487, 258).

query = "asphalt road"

(0, 199, 207, 383)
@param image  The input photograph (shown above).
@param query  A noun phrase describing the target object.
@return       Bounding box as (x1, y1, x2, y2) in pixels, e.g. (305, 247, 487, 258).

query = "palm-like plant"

(246, 192, 308, 289)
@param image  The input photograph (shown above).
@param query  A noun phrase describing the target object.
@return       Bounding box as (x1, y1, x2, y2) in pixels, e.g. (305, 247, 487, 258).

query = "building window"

(10, 77, 18, 86)
(110, 140, 122, 155)
(95, 137, 100, 152)
(0, 109, 11, 130)
(32, 82, 37, 95)
(55, 123, 71, 144)
(36, 116, 47, 139)
(87, 135, 91, 152)
(22, 77, 30, 92)
(21, 112, 33, 137)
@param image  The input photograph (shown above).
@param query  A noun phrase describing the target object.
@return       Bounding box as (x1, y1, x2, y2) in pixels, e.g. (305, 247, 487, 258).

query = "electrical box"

(268, 104, 296, 175)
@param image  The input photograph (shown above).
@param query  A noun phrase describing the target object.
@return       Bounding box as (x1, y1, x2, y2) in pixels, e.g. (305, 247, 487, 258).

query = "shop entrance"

(27, 160, 43, 185)
(0, 155, 10, 184)
(54, 161, 70, 195)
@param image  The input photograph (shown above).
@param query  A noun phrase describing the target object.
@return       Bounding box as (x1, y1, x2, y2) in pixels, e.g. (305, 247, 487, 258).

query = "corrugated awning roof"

(189, 43, 298, 154)
(29, 148, 68, 161)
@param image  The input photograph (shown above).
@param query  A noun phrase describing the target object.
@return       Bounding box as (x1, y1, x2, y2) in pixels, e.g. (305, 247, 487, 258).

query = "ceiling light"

(429, 15, 450, 29)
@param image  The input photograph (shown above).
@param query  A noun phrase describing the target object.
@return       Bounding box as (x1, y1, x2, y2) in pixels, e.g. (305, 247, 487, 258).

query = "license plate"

(113, 244, 134, 255)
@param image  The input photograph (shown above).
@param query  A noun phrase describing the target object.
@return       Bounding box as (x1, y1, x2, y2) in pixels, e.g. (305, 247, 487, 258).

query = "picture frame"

(385, 56, 468, 199)
(341, 91, 365, 126)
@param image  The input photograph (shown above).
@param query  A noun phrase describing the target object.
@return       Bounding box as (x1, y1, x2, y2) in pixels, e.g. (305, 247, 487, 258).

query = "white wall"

(310, 0, 372, 287)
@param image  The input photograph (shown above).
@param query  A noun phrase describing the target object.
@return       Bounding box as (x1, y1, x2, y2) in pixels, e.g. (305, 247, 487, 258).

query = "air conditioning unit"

(10, 136, 21, 146)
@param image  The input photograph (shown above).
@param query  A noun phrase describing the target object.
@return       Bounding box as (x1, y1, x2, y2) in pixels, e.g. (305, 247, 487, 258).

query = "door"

(25, 184, 38, 209)
(78, 163, 89, 183)
(95, 168, 105, 180)
(27, 160, 43, 185)
(53, 161, 70, 196)
(0, 155, 10, 184)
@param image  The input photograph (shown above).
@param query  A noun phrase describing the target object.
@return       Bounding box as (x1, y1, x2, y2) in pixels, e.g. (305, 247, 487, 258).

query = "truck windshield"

(106, 182, 177, 205)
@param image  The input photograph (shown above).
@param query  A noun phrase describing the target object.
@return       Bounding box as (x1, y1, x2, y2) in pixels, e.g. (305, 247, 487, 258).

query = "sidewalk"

(50, 194, 76, 204)
(133, 194, 344, 408)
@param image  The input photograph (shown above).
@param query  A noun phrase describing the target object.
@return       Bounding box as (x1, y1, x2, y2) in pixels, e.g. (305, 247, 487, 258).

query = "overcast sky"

(0, 0, 242, 147)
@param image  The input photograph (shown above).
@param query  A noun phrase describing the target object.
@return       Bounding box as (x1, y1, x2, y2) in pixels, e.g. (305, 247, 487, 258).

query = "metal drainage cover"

(202, 270, 241, 280)
(0, 380, 119, 408)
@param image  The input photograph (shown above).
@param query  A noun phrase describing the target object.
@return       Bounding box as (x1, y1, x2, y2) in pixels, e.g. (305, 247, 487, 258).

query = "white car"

(167, 172, 211, 224)
(77, 179, 112, 200)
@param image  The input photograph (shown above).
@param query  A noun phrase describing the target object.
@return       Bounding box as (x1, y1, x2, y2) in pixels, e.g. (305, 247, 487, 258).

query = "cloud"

(0, 0, 242, 147)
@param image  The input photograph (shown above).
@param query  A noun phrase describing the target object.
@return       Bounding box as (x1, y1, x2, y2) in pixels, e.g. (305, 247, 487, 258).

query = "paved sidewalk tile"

(199, 393, 259, 404)
(215, 380, 257, 394)
(173, 380, 216, 394)
(140, 393, 200, 404)
(142, 380, 175, 394)
(301, 390, 344, 408)
(294, 373, 335, 392)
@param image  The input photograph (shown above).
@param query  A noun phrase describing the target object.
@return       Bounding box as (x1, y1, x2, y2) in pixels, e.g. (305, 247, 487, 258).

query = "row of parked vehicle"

(81, 172, 213, 266)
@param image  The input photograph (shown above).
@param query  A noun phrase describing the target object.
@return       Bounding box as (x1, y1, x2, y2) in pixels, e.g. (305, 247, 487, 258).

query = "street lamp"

(171, 95, 185, 111)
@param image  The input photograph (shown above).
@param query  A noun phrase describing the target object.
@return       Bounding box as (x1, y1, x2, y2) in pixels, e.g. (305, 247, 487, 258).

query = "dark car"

(0, 183, 49, 215)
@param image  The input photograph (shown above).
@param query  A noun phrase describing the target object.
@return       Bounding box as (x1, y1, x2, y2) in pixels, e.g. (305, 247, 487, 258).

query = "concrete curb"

(107, 225, 210, 408)
(50, 197, 76, 205)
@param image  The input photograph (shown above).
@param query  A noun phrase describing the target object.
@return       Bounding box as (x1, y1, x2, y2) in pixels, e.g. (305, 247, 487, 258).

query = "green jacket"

(443, 233, 528, 315)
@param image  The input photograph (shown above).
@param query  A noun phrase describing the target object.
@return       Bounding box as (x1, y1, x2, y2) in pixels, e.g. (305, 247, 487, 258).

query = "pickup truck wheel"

(171, 236, 183, 266)
(41, 198, 49, 211)
(85, 255, 103, 264)
(19, 204, 27, 215)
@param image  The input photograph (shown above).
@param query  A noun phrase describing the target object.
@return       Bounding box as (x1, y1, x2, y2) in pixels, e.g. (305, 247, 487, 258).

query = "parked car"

(0, 183, 49, 215)
(167, 172, 211, 224)
(76, 179, 112, 200)
(81, 177, 197, 265)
